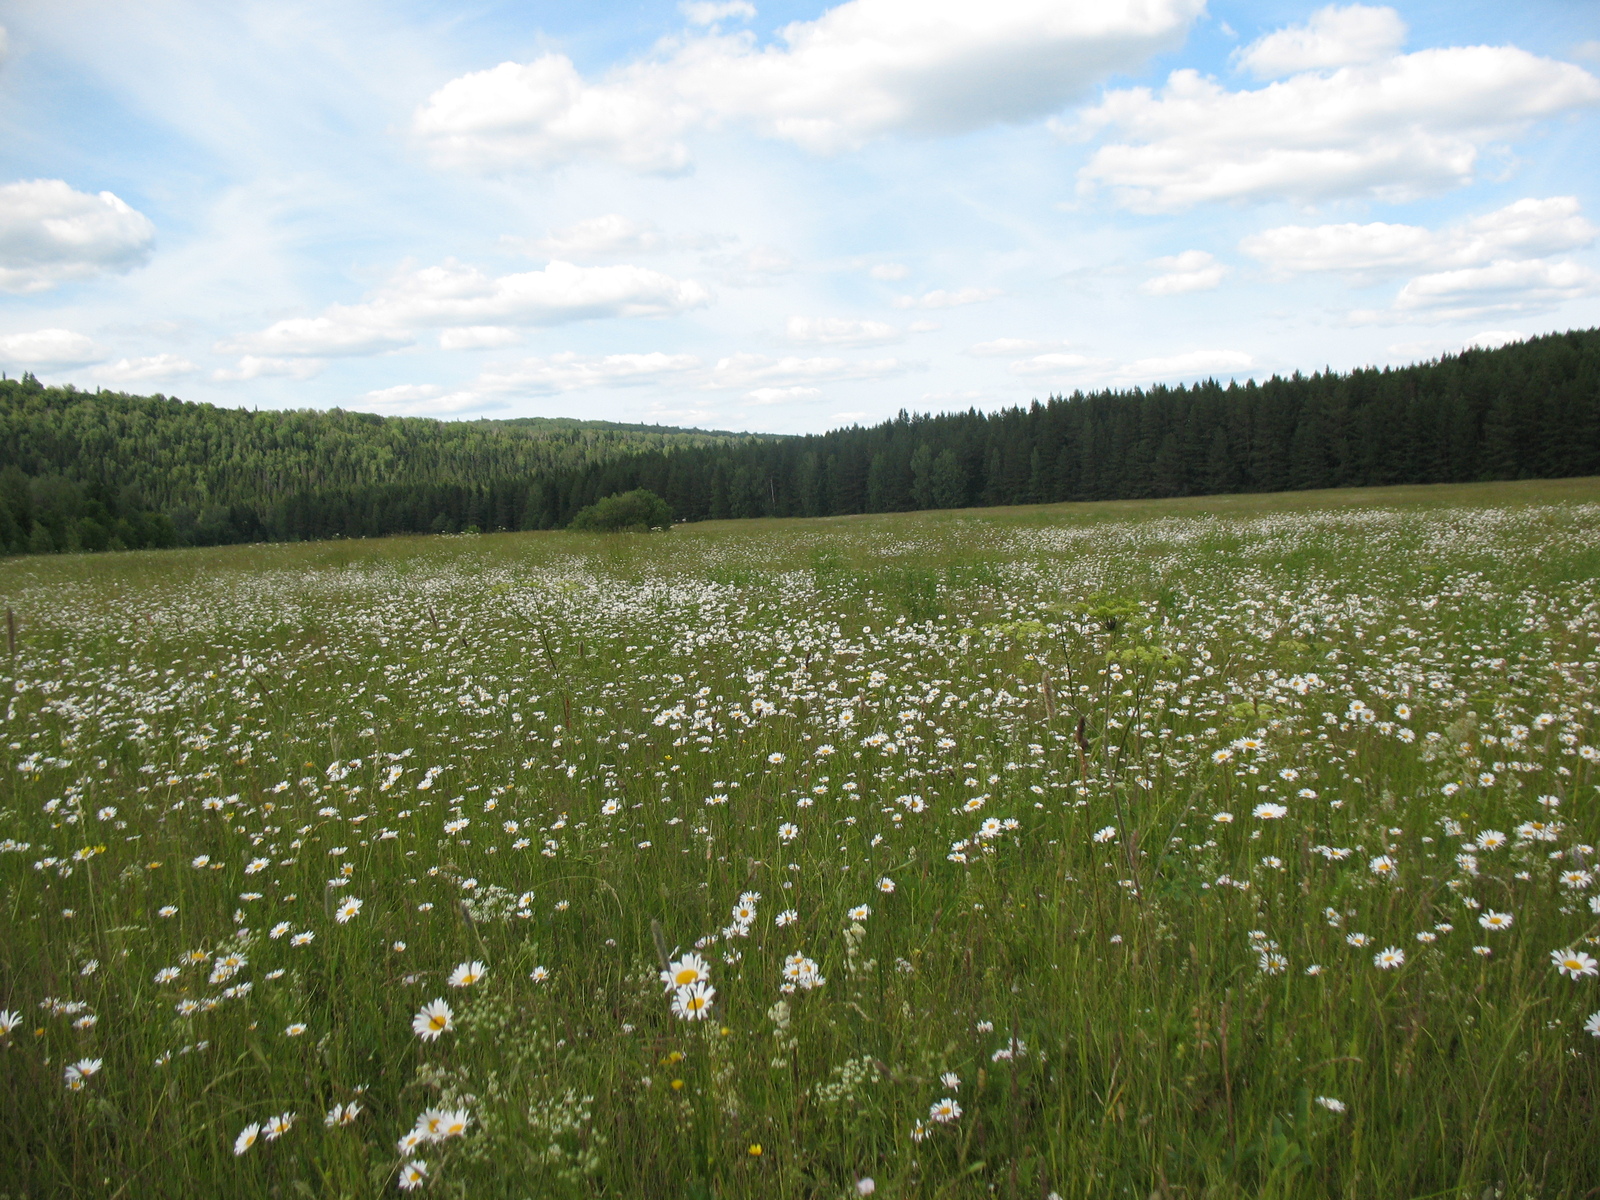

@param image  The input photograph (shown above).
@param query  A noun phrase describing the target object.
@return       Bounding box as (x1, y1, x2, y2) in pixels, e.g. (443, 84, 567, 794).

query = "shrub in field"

(568, 488, 672, 532)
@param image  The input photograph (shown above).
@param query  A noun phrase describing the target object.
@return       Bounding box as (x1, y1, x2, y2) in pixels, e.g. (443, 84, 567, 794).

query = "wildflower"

(1315, 1096, 1346, 1113)
(778, 822, 799, 842)
(154, 967, 180, 984)
(1584, 1011, 1600, 1037)
(325, 1102, 361, 1126)
(849, 905, 872, 920)
(290, 931, 314, 947)
(398, 1161, 428, 1191)
(1551, 948, 1599, 979)
(233, 1123, 261, 1155)
(661, 953, 711, 990)
(749, 1144, 762, 1157)
(1092, 826, 1117, 843)
(1373, 947, 1405, 970)
(929, 1097, 962, 1123)
(334, 897, 363, 923)
(1476, 830, 1507, 851)
(910, 1120, 927, 1142)
(1368, 855, 1396, 878)
(284, 1023, 307, 1037)
(530, 965, 550, 983)
(1346, 932, 1371, 947)
(1479, 910, 1513, 932)
(1473, 945, 1493, 957)
(448, 961, 486, 988)
(412, 999, 454, 1041)
(158, 905, 177, 918)
(672, 981, 716, 1020)
(63, 1058, 102, 1090)
(270, 922, 291, 939)
(0, 1011, 19, 1036)
(1258, 952, 1289, 974)
(1212, 812, 1233, 823)
(263, 1112, 295, 1140)
(941, 1071, 960, 1089)
(775, 909, 798, 927)
(877, 877, 895, 893)
(1253, 803, 1288, 820)
(857, 1179, 876, 1196)
(768, 752, 786, 764)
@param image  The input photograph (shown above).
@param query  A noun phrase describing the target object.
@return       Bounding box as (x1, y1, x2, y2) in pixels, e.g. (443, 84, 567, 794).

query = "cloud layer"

(0, 180, 156, 293)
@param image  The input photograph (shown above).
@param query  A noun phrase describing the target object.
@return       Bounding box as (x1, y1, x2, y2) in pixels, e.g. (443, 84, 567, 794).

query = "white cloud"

(1141, 249, 1226, 295)
(1573, 41, 1600, 63)
(439, 326, 522, 350)
(0, 25, 9, 66)
(477, 351, 703, 393)
(1388, 258, 1600, 317)
(892, 286, 1000, 309)
(0, 327, 103, 366)
(681, 1, 756, 25)
(786, 315, 901, 346)
(708, 353, 907, 388)
(869, 262, 909, 280)
(1116, 349, 1253, 380)
(222, 260, 711, 357)
(511, 214, 666, 261)
(1241, 197, 1597, 276)
(414, 0, 1204, 171)
(211, 355, 327, 381)
(359, 384, 486, 416)
(0, 179, 156, 293)
(745, 385, 820, 404)
(1008, 352, 1102, 376)
(1075, 47, 1600, 210)
(91, 353, 198, 383)
(968, 337, 1067, 357)
(1233, 5, 1406, 79)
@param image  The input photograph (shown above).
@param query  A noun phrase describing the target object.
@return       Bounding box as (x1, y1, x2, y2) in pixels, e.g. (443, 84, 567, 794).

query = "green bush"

(568, 488, 672, 532)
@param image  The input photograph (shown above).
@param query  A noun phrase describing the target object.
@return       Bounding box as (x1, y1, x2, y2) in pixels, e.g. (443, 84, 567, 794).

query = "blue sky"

(1, 0, 1597, 432)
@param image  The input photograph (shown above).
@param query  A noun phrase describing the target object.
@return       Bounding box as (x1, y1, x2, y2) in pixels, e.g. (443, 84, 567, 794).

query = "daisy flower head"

(448, 960, 486, 988)
(1552, 948, 1599, 979)
(1346, 932, 1371, 947)
(929, 1097, 963, 1124)
(1368, 855, 1396, 878)
(284, 1023, 307, 1037)
(672, 980, 716, 1020)
(154, 966, 180, 984)
(530, 965, 550, 983)
(1315, 1096, 1346, 1113)
(412, 998, 454, 1041)
(233, 1123, 261, 1156)
(290, 931, 314, 947)
(334, 897, 363, 923)
(661, 952, 710, 991)
(1584, 1011, 1600, 1038)
(1212, 811, 1234, 823)
(1092, 826, 1117, 844)
(940, 1071, 961, 1089)
(0, 1010, 19, 1036)
(775, 908, 798, 927)
(849, 905, 872, 920)
(877, 877, 895, 893)
(263, 1112, 295, 1140)
(1476, 830, 1507, 851)
(398, 1161, 428, 1191)
(63, 1058, 102, 1090)
(1479, 910, 1513, 932)
(1253, 803, 1288, 820)
(1374, 946, 1406, 970)
(325, 1102, 361, 1127)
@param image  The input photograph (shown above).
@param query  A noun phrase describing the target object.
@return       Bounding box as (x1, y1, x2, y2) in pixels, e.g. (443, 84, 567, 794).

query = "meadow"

(2, 478, 1600, 1199)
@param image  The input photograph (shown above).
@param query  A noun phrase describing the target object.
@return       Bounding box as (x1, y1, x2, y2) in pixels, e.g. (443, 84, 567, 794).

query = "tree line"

(0, 328, 1596, 554)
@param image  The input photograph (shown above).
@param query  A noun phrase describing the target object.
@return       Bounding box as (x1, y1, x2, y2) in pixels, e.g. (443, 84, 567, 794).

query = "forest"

(1, 327, 1597, 553)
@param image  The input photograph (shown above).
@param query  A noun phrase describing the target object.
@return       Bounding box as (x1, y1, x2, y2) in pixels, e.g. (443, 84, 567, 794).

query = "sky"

(1, 0, 1598, 434)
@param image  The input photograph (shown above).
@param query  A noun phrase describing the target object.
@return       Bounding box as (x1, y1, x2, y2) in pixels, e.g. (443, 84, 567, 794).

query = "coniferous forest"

(1, 327, 1597, 554)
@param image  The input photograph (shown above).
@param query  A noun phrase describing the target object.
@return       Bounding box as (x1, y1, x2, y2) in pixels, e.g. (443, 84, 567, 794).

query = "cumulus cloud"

(786, 315, 901, 346)
(91, 354, 198, 384)
(708, 353, 908, 388)
(0, 327, 102, 366)
(1385, 259, 1600, 319)
(892, 286, 1000, 310)
(476, 351, 703, 393)
(1074, 45, 1600, 210)
(439, 326, 522, 350)
(211, 356, 327, 382)
(1233, 4, 1407, 78)
(681, 1, 756, 25)
(869, 262, 909, 280)
(745, 385, 821, 405)
(1241, 196, 1597, 277)
(509, 214, 667, 261)
(1140, 249, 1226, 295)
(221, 260, 711, 358)
(0, 179, 156, 293)
(414, 0, 1204, 171)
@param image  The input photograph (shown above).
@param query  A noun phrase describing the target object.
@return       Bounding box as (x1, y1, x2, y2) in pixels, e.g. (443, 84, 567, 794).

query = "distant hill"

(1, 327, 1597, 556)
(0, 383, 771, 551)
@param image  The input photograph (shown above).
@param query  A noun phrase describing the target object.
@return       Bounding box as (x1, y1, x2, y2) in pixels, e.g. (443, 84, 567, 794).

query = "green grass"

(2, 477, 1600, 1199)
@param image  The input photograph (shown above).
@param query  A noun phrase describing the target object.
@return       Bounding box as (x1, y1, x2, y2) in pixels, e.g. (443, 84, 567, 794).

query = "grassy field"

(2, 478, 1600, 1199)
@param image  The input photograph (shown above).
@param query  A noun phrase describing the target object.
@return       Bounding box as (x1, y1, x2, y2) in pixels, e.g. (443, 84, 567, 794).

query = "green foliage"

(568, 488, 672, 532)
(1, 480, 1599, 1196)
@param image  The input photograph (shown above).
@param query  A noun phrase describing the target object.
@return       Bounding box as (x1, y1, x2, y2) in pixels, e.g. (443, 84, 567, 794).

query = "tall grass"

(1, 479, 1599, 1198)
